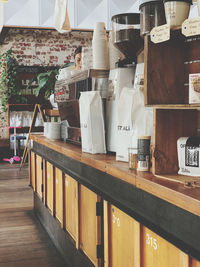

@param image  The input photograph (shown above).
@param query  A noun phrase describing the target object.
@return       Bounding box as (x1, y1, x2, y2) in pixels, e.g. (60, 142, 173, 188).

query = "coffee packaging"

(189, 73, 200, 104)
(177, 137, 200, 176)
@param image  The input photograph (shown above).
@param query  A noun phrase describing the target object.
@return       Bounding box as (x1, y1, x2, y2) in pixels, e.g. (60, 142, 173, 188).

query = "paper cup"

(92, 39, 109, 70)
(93, 22, 107, 39)
(47, 122, 61, 140)
(44, 122, 49, 137)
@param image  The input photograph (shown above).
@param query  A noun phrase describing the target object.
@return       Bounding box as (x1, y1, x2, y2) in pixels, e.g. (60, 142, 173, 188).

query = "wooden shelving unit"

(144, 31, 200, 182)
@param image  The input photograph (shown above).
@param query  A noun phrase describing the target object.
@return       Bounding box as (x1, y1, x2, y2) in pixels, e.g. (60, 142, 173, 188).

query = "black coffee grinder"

(111, 13, 144, 67)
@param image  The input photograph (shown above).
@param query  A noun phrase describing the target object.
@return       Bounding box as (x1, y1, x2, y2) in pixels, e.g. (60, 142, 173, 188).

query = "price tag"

(182, 17, 200, 37)
(150, 24, 170, 44)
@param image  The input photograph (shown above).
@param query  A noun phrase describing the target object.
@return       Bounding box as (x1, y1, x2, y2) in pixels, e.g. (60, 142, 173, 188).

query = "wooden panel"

(191, 258, 200, 267)
(106, 203, 140, 267)
(55, 168, 63, 225)
(153, 109, 198, 174)
(43, 160, 47, 206)
(36, 155, 43, 199)
(30, 151, 36, 191)
(79, 184, 99, 266)
(144, 33, 200, 105)
(64, 174, 77, 241)
(46, 161, 54, 214)
(144, 33, 185, 105)
(141, 226, 189, 267)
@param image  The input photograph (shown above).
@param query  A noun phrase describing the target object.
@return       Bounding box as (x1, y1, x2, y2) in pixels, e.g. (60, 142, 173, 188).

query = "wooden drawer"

(30, 151, 36, 191)
(64, 174, 78, 242)
(55, 168, 63, 225)
(141, 226, 189, 267)
(46, 161, 54, 214)
(79, 184, 101, 267)
(104, 202, 140, 267)
(36, 155, 43, 199)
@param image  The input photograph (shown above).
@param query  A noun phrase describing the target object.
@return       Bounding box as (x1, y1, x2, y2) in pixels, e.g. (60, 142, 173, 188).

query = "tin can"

(137, 136, 151, 171)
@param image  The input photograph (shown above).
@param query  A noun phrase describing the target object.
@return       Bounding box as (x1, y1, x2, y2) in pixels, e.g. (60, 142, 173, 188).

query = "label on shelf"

(150, 24, 170, 44)
(182, 17, 200, 37)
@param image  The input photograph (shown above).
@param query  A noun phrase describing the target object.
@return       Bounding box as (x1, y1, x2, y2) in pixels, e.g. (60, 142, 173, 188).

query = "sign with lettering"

(150, 24, 170, 43)
(182, 17, 200, 37)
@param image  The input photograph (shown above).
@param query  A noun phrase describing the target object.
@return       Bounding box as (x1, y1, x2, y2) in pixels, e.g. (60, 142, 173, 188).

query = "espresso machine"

(106, 13, 144, 152)
(55, 69, 109, 144)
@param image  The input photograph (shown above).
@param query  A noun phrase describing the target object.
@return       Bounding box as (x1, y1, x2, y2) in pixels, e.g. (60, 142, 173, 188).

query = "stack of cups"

(92, 22, 109, 70)
(47, 122, 61, 140)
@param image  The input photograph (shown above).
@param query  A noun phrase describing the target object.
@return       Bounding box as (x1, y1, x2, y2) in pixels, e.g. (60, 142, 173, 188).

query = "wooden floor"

(0, 163, 67, 267)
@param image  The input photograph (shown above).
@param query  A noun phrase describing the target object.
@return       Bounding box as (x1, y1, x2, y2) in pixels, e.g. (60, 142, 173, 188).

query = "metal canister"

(137, 136, 151, 171)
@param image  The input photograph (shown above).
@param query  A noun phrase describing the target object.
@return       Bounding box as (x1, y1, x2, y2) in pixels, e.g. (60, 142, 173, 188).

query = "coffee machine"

(55, 69, 109, 144)
(106, 13, 143, 152)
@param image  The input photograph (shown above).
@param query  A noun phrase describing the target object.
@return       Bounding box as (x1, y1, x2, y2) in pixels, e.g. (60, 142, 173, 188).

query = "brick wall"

(0, 28, 93, 142)
(1, 28, 93, 66)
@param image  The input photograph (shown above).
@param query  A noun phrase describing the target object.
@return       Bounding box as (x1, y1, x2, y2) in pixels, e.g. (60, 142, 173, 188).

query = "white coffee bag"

(116, 87, 153, 162)
(79, 91, 106, 154)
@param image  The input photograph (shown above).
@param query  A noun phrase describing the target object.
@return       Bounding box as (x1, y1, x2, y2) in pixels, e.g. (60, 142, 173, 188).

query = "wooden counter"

(30, 134, 200, 263)
(30, 134, 200, 217)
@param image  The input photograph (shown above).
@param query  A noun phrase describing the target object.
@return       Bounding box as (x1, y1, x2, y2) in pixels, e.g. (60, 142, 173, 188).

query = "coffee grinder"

(106, 13, 144, 152)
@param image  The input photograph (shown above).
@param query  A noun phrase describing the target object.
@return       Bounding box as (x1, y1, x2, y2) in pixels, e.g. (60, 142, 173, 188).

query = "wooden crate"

(64, 174, 78, 243)
(46, 161, 55, 215)
(30, 151, 36, 191)
(79, 184, 102, 267)
(141, 226, 189, 267)
(104, 202, 140, 267)
(55, 168, 63, 225)
(36, 155, 43, 200)
(144, 32, 200, 105)
(153, 108, 200, 176)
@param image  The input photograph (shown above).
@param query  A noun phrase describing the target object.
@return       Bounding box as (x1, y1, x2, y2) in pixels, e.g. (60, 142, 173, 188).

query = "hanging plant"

(0, 49, 21, 120)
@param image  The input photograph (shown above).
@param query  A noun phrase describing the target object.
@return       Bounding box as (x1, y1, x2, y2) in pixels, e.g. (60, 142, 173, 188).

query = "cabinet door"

(191, 259, 200, 267)
(46, 161, 54, 214)
(79, 184, 101, 266)
(55, 168, 63, 225)
(104, 202, 140, 267)
(30, 151, 36, 191)
(64, 174, 78, 242)
(36, 155, 43, 199)
(141, 226, 189, 267)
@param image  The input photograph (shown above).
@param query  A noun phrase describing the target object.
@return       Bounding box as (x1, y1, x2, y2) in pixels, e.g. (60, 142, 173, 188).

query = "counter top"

(30, 134, 200, 217)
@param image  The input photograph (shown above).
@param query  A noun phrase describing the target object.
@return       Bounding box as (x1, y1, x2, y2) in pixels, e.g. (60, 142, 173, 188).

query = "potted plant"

(27, 62, 73, 106)
(0, 49, 22, 120)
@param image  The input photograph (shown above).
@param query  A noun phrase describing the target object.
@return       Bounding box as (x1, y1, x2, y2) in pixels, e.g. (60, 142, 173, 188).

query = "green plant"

(27, 62, 73, 101)
(0, 49, 21, 120)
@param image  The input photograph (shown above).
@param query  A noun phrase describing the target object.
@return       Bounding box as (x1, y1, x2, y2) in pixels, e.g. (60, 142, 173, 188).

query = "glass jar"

(139, 0, 166, 37)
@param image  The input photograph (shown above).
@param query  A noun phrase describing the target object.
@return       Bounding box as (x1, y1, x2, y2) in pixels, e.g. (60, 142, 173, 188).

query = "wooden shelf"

(144, 33, 200, 105)
(9, 126, 43, 134)
(8, 104, 35, 111)
(146, 104, 200, 109)
(44, 109, 60, 117)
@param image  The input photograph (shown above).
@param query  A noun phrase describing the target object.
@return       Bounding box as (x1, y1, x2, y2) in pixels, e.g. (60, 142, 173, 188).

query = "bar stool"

(11, 135, 26, 156)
